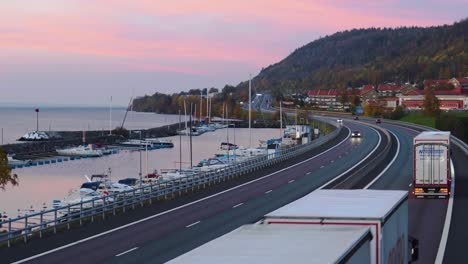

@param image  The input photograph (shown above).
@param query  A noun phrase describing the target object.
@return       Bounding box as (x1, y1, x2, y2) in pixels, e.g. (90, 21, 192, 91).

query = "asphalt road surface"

(8, 121, 381, 264)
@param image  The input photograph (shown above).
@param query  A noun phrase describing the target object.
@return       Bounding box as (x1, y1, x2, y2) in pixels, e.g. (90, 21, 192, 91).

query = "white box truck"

(170, 224, 373, 264)
(413, 131, 451, 198)
(262, 189, 410, 264)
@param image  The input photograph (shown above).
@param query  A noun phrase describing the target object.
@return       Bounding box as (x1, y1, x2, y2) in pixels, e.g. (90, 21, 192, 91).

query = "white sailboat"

(56, 144, 103, 157)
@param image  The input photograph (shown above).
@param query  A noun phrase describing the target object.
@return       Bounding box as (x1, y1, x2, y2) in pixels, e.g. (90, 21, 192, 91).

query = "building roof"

(378, 84, 403, 92)
(265, 189, 407, 220)
(308, 89, 340, 97)
(402, 89, 424, 96)
(382, 97, 399, 101)
(424, 79, 449, 86)
(169, 225, 372, 264)
(433, 86, 464, 95)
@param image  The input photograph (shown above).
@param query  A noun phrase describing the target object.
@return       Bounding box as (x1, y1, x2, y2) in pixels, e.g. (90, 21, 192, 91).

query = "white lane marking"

(288, 180, 295, 183)
(12, 128, 351, 264)
(320, 165, 325, 169)
(186, 221, 201, 228)
(232, 203, 243, 208)
(330, 160, 334, 163)
(265, 190, 272, 194)
(306, 172, 312, 175)
(435, 161, 455, 264)
(318, 126, 381, 190)
(338, 155, 342, 158)
(115, 247, 138, 257)
(364, 129, 400, 189)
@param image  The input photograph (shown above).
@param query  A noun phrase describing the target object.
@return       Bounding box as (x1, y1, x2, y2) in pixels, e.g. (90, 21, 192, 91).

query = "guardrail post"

(67, 206, 71, 229)
(24, 216, 28, 243)
(54, 211, 57, 234)
(149, 184, 153, 204)
(7, 219, 11, 247)
(102, 199, 106, 220)
(80, 201, 83, 226)
(39, 213, 43, 238)
(91, 200, 94, 223)
(113, 196, 116, 216)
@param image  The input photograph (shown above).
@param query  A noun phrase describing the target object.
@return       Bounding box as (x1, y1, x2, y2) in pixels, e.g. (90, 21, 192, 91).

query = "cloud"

(0, 0, 465, 104)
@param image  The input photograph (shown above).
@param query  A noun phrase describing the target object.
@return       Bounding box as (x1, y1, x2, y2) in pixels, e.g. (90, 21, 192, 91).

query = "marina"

(1, 127, 282, 216)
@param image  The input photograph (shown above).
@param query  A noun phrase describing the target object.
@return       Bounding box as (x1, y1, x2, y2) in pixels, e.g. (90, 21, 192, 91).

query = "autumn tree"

(422, 88, 440, 117)
(0, 148, 18, 190)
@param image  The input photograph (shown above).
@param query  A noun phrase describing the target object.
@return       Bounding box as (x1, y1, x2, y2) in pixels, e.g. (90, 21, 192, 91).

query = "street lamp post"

(35, 108, 39, 132)
(135, 131, 142, 185)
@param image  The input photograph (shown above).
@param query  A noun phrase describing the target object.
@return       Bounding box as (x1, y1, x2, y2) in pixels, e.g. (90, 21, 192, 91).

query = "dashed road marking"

(265, 190, 272, 194)
(288, 179, 295, 183)
(116, 247, 138, 257)
(186, 221, 201, 228)
(232, 203, 243, 208)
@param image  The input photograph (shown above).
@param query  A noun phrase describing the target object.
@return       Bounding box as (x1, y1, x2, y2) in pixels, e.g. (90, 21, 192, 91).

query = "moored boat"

(56, 144, 103, 157)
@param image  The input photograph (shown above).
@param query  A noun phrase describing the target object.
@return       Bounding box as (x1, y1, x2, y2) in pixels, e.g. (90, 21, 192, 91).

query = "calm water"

(0, 107, 180, 144)
(0, 107, 279, 216)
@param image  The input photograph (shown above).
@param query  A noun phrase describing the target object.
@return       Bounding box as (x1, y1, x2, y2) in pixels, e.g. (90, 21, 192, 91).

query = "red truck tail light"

(440, 188, 448, 193)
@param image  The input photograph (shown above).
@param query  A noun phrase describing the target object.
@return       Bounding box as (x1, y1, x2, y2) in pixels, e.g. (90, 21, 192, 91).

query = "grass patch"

(400, 112, 435, 128)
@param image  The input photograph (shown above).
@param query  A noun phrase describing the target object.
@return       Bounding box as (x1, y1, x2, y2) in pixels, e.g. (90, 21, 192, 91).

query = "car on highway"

(337, 119, 343, 124)
(376, 119, 382, 124)
(354, 116, 359, 120)
(351, 130, 361, 137)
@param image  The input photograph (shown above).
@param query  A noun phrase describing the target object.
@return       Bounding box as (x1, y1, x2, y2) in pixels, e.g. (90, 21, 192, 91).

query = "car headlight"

(358, 133, 361, 136)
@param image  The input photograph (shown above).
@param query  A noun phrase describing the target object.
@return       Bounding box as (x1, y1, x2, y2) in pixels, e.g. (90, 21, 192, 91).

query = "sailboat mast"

(280, 101, 283, 139)
(226, 103, 229, 161)
(248, 74, 252, 148)
(189, 103, 193, 168)
(145, 143, 148, 177)
(184, 99, 187, 130)
(194, 104, 197, 124)
(206, 89, 209, 121)
(109, 96, 112, 135)
(179, 109, 182, 171)
(200, 92, 203, 122)
(209, 97, 212, 123)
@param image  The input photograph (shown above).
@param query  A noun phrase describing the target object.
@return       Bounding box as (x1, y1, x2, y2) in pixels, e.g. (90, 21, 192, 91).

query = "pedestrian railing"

(0, 121, 342, 247)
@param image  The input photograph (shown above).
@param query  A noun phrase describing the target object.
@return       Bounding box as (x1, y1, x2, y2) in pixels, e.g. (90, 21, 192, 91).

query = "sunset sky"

(1, 0, 466, 106)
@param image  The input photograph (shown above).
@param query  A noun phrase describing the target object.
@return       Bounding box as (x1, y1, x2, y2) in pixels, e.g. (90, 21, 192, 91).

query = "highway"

(364, 122, 448, 264)
(7, 121, 384, 264)
(6, 117, 466, 264)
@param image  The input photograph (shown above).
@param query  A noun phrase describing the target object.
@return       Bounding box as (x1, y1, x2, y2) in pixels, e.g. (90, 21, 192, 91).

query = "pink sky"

(0, 0, 465, 105)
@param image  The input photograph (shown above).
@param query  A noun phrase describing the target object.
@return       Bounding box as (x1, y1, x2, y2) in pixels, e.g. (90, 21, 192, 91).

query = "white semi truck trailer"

(171, 190, 417, 264)
(413, 131, 451, 198)
(262, 189, 413, 264)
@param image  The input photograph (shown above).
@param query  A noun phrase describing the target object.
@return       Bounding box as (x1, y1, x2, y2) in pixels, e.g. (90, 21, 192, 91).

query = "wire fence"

(0, 123, 342, 247)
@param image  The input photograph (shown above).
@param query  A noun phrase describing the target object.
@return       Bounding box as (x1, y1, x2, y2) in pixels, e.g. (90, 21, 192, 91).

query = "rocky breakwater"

(1, 122, 184, 160)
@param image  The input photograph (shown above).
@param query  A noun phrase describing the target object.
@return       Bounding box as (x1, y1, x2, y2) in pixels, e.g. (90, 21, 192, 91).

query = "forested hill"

(246, 18, 467, 94)
(133, 19, 467, 113)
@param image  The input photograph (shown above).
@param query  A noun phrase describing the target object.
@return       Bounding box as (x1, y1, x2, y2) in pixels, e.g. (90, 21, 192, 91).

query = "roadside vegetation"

(0, 148, 18, 190)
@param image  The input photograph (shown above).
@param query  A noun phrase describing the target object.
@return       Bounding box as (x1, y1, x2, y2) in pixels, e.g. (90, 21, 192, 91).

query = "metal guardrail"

(0, 122, 342, 247)
(370, 119, 468, 156)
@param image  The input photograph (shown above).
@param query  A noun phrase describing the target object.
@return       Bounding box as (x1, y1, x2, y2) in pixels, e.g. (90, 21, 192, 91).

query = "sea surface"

(0, 107, 180, 144)
(0, 107, 280, 216)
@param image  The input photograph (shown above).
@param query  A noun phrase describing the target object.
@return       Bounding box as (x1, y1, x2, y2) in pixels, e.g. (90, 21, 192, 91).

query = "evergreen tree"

(422, 88, 440, 117)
